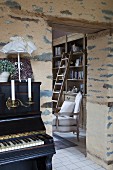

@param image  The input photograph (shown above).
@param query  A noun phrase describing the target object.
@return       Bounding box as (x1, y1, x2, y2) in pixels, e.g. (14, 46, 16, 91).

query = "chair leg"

(73, 130, 79, 141)
(77, 129, 79, 142)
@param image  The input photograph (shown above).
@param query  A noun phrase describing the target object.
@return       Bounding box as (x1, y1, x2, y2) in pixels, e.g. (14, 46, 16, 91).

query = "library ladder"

(52, 52, 72, 113)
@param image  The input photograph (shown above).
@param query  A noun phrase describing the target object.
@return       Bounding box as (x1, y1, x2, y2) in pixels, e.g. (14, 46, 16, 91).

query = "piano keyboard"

(0, 134, 44, 153)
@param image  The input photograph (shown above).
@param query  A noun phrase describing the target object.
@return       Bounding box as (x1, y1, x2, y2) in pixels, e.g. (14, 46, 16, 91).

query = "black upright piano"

(0, 82, 55, 170)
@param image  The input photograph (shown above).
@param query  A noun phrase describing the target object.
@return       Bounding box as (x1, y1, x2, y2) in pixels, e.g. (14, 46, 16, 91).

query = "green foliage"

(0, 60, 16, 74)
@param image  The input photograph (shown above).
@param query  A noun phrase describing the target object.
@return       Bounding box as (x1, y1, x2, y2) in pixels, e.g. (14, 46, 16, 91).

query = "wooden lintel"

(47, 16, 113, 34)
(10, 8, 113, 34)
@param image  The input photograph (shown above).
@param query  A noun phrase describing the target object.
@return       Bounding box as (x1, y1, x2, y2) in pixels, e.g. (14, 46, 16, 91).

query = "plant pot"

(0, 72, 10, 82)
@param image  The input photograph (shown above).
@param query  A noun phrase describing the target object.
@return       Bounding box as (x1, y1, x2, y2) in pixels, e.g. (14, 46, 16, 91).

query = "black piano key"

(30, 136, 37, 141)
(16, 139, 23, 144)
(1, 142, 7, 147)
(26, 138, 31, 142)
(10, 140, 17, 145)
(13, 139, 20, 144)
(5, 141, 11, 146)
(22, 138, 29, 143)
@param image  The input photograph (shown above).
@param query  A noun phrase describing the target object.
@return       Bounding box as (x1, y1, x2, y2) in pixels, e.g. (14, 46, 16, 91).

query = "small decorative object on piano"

(0, 60, 16, 82)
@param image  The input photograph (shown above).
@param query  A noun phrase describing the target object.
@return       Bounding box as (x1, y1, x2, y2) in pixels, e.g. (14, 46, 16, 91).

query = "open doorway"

(52, 28, 86, 154)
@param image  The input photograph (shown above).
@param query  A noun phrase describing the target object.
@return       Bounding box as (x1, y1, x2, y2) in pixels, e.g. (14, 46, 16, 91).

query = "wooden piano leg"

(36, 155, 53, 170)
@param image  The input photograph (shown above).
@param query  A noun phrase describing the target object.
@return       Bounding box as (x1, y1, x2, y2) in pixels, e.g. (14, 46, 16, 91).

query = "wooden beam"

(47, 16, 113, 34)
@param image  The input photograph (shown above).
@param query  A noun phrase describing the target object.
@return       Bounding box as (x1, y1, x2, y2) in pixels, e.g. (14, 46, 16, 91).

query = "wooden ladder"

(52, 52, 72, 112)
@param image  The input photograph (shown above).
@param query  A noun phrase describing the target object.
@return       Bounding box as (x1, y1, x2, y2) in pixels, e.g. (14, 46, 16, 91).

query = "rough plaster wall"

(105, 34, 113, 162)
(87, 32, 113, 168)
(8, 0, 113, 23)
(0, 0, 113, 136)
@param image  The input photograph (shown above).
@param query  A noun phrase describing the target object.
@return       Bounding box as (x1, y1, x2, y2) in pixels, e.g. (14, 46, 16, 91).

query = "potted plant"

(0, 60, 16, 82)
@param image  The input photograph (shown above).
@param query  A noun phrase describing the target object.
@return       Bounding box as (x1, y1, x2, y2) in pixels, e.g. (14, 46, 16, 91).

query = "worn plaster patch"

(108, 116, 112, 120)
(89, 90, 101, 93)
(25, 24, 29, 28)
(87, 57, 99, 60)
(101, 2, 107, 5)
(49, 6, 53, 13)
(43, 36, 52, 44)
(100, 74, 113, 78)
(42, 109, 51, 115)
(103, 16, 112, 21)
(5, 20, 13, 24)
(101, 47, 110, 51)
(107, 147, 110, 150)
(96, 96, 104, 98)
(0, 7, 3, 11)
(97, 68, 106, 71)
(107, 134, 113, 137)
(88, 45, 96, 50)
(109, 107, 113, 112)
(32, 5, 43, 13)
(107, 122, 112, 129)
(46, 75, 52, 79)
(103, 84, 113, 89)
(33, 52, 52, 61)
(107, 96, 113, 99)
(60, 10, 72, 15)
(88, 78, 107, 82)
(102, 64, 113, 67)
(107, 54, 113, 57)
(44, 121, 52, 125)
(102, 10, 113, 16)
(0, 42, 7, 46)
(40, 90, 52, 98)
(9, 15, 39, 23)
(41, 102, 52, 108)
(108, 41, 113, 45)
(46, 28, 52, 33)
(5, 0, 21, 10)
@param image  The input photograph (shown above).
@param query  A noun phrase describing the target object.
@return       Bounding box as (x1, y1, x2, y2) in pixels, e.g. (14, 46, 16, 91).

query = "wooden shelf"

(69, 65, 83, 69)
(67, 79, 83, 81)
(53, 56, 61, 59)
(52, 33, 87, 109)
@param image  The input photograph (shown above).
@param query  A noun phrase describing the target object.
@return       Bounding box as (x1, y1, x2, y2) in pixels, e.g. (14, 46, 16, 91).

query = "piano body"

(0, 82, 55, 170)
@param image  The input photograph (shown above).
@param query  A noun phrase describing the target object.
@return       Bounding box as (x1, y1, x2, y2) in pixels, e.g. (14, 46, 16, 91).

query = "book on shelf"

(55, 47, 65, 56)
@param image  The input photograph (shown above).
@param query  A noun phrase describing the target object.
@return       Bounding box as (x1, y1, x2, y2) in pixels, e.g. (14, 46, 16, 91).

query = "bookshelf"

(52, 33, 87, 95)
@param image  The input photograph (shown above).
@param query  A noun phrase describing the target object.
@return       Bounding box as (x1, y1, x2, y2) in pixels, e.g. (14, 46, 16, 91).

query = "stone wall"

(87, 30, 113, 170)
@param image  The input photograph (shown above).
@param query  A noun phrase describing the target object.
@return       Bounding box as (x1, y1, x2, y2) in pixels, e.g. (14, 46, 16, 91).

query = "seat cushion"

(53, 116, 77, 126)
(52, 125, 77, 132)
(60, 101, 75, 113)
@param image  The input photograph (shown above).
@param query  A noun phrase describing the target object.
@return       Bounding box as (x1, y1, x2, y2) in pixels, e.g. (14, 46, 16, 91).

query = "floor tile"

(53, 131, 106, 170)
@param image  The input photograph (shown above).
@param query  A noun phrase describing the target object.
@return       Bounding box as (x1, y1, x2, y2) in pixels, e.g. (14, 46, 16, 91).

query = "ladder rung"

(55, 83, 62, 85)
(59, 66, 66, 68)
(52, 100, 57, 103)
(62, 58, 68, 61)
(53, 91, 59, 94)
(57, 75, 64, 77)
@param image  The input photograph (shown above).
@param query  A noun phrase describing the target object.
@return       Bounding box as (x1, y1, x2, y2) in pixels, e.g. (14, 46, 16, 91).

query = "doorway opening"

(48, 17, 110, 154)
(52, 28, 86, 154)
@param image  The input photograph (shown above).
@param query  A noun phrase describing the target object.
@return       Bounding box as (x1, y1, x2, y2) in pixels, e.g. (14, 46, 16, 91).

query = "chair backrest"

(74, 92, 82, 113)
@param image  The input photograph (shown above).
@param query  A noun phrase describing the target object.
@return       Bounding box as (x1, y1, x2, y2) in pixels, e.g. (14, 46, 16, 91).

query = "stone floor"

(52, 130, 106, 170)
